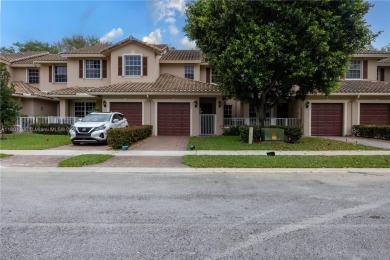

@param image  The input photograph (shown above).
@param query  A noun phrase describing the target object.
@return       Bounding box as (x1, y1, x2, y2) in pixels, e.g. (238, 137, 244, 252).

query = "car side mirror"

(113, 119, 119, 123)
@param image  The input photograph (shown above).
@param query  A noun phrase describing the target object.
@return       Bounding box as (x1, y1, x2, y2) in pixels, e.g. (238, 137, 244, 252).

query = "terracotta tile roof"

(11, 81, 49, 97)
(63, 44, 111, 54)
(335, 80, 390, 94)
(102, 36, 164, 54)
(48, 86, 96, 95)
(151, 44, 168, 51)
(89, 73, 220, 94)
(378, 58, 390, 64)
(33, 54, 67, 62)
(356, 50, 390, 55)
(160, 50, 202, 61)
(12, 56, 40, 65)
(0, 52, 49, 64)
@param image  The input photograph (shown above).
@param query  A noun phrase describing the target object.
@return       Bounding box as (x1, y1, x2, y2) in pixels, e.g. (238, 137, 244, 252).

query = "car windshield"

(82, 114, 112, 122)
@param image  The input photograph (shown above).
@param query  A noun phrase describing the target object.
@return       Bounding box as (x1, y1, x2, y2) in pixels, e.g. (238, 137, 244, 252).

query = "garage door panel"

(110, 102, 142, 127)
(360, 104, 390, 125)
(311, 103, 343, 136)
(158, 103, 190, 136)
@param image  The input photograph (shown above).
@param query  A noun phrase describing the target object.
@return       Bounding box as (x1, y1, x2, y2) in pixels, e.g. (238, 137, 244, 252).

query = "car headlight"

(70, 126, 76, 131)
(94, 124, 106, 131)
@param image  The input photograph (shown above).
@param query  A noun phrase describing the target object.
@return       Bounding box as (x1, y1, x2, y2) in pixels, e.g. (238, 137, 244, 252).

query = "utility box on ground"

(261, 128, 284, 142)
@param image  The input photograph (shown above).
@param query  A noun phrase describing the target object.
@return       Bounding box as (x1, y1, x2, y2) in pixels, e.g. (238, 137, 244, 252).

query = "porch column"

(59, 99, 69, 117)
(216, 97, 224, 135)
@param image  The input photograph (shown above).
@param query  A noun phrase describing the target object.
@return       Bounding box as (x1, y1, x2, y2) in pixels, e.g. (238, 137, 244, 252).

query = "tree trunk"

(255, 94, 267, 127)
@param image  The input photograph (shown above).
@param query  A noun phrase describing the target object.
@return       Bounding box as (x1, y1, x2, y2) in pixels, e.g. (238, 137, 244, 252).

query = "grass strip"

(58, 154, 114, 167)
(182, 155, 390, 168)
(187, 136, 381, 151)
(0, 153, 11, 158)
(0, 133, 71, 150)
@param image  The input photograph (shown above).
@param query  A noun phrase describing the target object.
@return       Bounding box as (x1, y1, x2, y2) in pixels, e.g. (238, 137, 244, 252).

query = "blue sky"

(0, 0, 389, 50)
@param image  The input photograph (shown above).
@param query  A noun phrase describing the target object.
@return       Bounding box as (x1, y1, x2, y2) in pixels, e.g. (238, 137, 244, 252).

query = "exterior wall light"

(218, 101, 222, 108)
(305, 101, 310, 108)
(103, 100, 107, 108)
(194, 100, 198, 108)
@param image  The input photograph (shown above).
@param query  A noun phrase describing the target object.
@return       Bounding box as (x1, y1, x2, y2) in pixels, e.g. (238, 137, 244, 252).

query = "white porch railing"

(15, 116, 82, 132)
(224, 117, 301, 127)
(200, 114, 216, 135)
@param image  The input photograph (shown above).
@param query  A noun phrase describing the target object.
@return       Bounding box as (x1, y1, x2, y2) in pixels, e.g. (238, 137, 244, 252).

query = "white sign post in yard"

(248, 127, 253, 144)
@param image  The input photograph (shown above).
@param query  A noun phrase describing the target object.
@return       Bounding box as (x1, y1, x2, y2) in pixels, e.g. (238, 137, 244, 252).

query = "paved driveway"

(1, 168, 389, 259)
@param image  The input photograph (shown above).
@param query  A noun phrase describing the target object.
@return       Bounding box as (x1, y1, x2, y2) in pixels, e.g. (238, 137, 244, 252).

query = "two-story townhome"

(1, 36, 390, 137)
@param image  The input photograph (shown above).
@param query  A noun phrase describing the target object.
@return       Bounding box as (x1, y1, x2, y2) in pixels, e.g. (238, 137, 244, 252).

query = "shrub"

(239, 125, 302, 143)
(352, 125, 390, 140)
(223, 126, 240, 136)
(107, 125, 153, 149)
(30, 123, 70, 135)
(239, 126, 262, 142)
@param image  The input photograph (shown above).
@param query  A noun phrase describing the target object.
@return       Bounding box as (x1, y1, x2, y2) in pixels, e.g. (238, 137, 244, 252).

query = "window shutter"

(143, 56, 148, 76)
(79, 60, 83, 78)
(118, 56, 122, 76)
(102, 60, 107, 78)
(363, 60, 368, 79)
(49, 66, 52, 83)
(206, 68, 211, 83)
(380, 68, 385, 81)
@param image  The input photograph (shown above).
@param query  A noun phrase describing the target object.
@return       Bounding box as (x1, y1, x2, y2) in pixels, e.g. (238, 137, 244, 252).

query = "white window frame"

(184, 65, 194, 79)
(74, 101, 97, 117)
(84, 59, 102, 79)
(26, 68, 39, 84)
(123, 54, 143, 77)
(346, 60, 362, 80)
(224, 105, 232, 118)
(53, 65, 67, 83)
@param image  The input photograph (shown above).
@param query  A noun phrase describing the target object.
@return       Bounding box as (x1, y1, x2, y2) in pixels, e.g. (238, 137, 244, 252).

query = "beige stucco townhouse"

(1, 36, 390, 136)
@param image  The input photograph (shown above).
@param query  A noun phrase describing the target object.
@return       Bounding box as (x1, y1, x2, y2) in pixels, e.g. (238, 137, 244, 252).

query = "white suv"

(69, 112, 128, 144)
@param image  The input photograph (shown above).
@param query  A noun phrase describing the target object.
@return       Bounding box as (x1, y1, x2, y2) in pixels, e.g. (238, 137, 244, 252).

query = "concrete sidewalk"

(2, 149, 390, 156)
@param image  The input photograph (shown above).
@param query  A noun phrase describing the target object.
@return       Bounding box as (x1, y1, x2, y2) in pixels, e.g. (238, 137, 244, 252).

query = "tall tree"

(0, 64, 22, 139)
(184, 0, 377, 125)
(381, 43, 390, 52)
(0, 41, 58, 54)
(54, 35, 101, 53)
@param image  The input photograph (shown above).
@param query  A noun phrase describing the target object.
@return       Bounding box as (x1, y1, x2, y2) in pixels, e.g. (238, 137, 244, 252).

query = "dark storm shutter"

(79, 60, 83, 78)
(363, 60, 368, 79)
(102, 60, 107, 78)
(206, 68, 211, 83)
(118, 56, 122, 76)
(49, 66, 52, 83)
(143, 56, 148, 76)
(380, 68, 385, 81)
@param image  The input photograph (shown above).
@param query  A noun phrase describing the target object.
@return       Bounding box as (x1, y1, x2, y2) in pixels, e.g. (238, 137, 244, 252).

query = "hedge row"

(30, 123, 70, 135)
(107, 125, 153, 149)
(238, 125, 302, 143)
(352, 125, 390, 140)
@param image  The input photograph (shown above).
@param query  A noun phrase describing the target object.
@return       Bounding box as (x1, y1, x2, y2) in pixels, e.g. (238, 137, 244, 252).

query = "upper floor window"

(85, 60, 101, 79)
(346, 60, 361, 79)
(28, 68, 39, 84)
(184, 65, 194, 79)
(54, 66, 67, 83)
(224, 105, 232, 118)
(124, 55, 142, 76)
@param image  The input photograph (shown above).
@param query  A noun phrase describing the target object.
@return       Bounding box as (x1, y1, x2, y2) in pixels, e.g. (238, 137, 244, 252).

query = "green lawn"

(58, 154, 114, 167)
(187, 136, 381, 151)
(0, 153, 11, 158)
(0, 133, 71, 150)
(183, 155, 390, 168)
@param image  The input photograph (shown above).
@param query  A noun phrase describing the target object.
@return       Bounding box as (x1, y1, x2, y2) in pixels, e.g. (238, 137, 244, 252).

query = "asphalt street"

(1, 168, 390, 259)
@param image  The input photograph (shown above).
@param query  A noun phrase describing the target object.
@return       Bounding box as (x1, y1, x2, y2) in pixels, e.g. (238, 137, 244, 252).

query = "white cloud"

(165, 17, 176, 24)
(143, 29, 163, 44)
(169, 25, 179, 35)
(100, 28, 123, 43)
(180, 36, 196, 49)
(152, 0, 187, 24)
